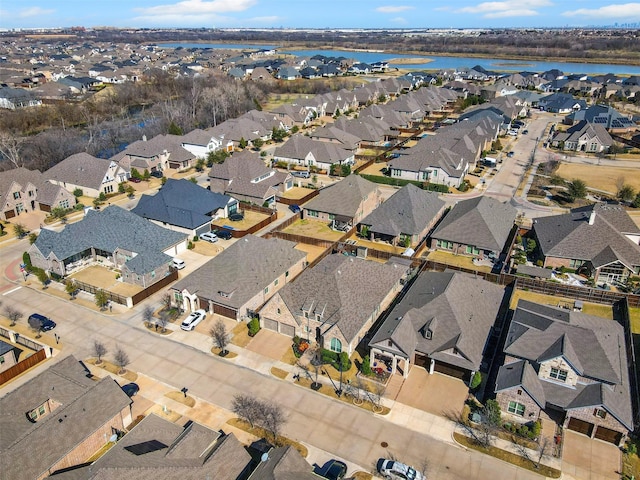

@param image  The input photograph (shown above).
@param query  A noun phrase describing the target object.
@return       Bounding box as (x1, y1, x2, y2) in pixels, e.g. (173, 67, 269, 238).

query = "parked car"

(121, 382, 139, 397)
(199, 231, 218, 243)
(291, 170, 310, 178)
(28, 313, 56, 331)
(377, 459, 425, 480)
(522, 129, 529, 135)
(129, 177, 141, 183)
(180, 309, 207, 331)
(213, 229, 233, 240)
(172, 258, 185, 270)
(150, 170, 163, 178)
(289, 204, 301, 213)
(507, 130, 518, 136)
(507, 151, 515, 158)
(317, 459, 347, 480)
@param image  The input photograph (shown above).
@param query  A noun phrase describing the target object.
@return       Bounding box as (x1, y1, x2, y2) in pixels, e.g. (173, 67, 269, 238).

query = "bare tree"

(142, 305, 154, 328)
(366, 381, 386, 411)
(161, 293, 173, 311)
(113, 345, 130, 375)
(210, 319, 230, 354)
(4, 305, 23, 326)
(512, 436, 551, 470)
(262, 401, 287, 444)
(231, 394, 261, 428)
(0, 131, 25, 168)
(92, 340, 107, 365)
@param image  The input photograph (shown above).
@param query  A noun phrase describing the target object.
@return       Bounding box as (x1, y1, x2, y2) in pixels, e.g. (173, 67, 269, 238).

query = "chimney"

(588, 210, 596, 225)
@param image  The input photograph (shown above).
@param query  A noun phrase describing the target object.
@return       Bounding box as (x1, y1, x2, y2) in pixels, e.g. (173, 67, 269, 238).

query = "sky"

(1, 1, 640, 30)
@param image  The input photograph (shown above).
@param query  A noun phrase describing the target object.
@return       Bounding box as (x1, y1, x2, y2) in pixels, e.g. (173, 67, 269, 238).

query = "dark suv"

(28, 313, 56, 331)
(213, 229, 233, 240)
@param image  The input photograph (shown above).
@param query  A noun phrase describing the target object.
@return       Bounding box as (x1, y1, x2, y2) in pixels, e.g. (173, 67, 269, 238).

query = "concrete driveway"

(245, 328, 292, 362)
(395, 366, 469, 417)
(562, 430, 621, 480)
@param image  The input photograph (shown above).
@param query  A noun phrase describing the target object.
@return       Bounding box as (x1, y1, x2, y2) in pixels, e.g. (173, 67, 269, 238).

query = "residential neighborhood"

(1, 30, 640, 480)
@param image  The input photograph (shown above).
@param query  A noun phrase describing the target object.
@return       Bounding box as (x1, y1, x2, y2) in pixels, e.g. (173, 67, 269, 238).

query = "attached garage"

(414, 353, 429, 370)
(4, 209, 16, 219)
(567, 418, 594, 437)
(280, 323, 295, 337)
(594, 426, 623, 445)
(434, 361, 468, 381)
(39, 203, 51, 213)
(212, 302, 238, 320)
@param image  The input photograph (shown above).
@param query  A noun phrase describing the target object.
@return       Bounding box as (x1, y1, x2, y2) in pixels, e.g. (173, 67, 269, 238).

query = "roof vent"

(588, 210, 596, 225)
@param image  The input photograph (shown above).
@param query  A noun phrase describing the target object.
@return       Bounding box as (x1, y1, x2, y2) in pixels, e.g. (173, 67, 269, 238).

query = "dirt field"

(556, 163, 640, 194)
(344, 234, 405, 254)
(359, 162, 388, 176)
(281, 219, 344, 241)
(278, 186, 316, 200)
(213, 210, 269, 231)
(70, 265, 143, 296)
(293, 243, 327, 263)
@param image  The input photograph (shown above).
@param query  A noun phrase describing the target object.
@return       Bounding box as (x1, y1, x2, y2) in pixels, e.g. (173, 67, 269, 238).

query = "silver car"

(199, 231, 218, 243)
(377, 459, 425, 480)
(180, 309, 207, 331)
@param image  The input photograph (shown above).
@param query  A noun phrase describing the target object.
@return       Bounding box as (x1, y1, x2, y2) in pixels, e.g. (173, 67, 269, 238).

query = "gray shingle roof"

(274, 134, 353, 164)
(248, 445, 317, 480)
(370, 271, 504, 371)
(534, 203, 640, 270)
(45, 153, 114, 191)
(172, 235, 306, 310)
(431, 196, 517, 252)
(277, 254, 405, 344)
(0, 356, 132, 480)
(495, 359, 546, 408)
(132, 178, 233, 230)
(359, 184, 445, 237)
(303, 175, 379, 219)
(32, 206, 186, 270)
(503, 299, 632, 430)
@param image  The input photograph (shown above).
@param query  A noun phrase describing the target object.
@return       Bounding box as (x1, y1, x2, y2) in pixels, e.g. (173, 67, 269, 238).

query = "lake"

(158, 43, 640, 75)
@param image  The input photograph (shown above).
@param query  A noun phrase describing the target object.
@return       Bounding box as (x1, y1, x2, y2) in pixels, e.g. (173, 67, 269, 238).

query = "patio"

(344, 233, 406, 254)
(70, 265, 143, 297)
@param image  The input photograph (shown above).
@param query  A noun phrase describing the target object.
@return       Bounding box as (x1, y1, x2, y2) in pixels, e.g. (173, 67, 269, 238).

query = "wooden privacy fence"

(73, 280, 128, 305)
(277, 188, 319, 206)
(131, 269, 178, 306)
(0, 349, 47, 385)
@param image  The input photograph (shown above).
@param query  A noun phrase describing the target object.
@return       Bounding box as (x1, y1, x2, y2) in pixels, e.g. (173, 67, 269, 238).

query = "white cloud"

(390, 16, 409, 24)
(376, 5, 414, 13)
(134, 0, 256, 17)
(18, 7, 55, 18)
(455, 0, 552, 18)
(562, 3, 640, 19)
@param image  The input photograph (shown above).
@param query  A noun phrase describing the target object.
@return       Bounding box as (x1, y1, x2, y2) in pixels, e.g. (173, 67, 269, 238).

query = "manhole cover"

(380, 441, 388, 448)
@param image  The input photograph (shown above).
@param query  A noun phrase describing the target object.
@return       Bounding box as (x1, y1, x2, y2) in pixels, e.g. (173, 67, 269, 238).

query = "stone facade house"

(532, 203, 640, 286)
(430, 196, 517, 261)
(172, 235, 307, 320)
(112, 133, 194, 173)
(273, 134, 355, 172)
(550, 120, 613, 153)
(303, 175, 383, 230)
(45, 153, 128, 197)
(368, 271, 504, 379)
(260, 254, 407, 354)
(0, 356, 132, 480)
(495, 300, 633, 446)
(28, 206, 187, 287)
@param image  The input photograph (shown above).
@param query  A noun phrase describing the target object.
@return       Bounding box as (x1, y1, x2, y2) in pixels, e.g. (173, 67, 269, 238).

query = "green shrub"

(193, 235, 199, 242)
(321, 348, 338, 365)
(248, 317, 260, 337)
(73, 188, 83, 197)
(338, 351, 351, 371)
(470, 371, 482, 390)
(530, 420, 541, 439)
(23, 252, 32, 268)
(361, 355, 372, 375)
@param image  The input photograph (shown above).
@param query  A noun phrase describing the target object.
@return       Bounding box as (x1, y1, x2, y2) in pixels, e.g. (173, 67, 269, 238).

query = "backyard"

(70, 265, 143, 296)
(212, 210, 271, 231)
(510, 289, 614, 319)
(281, 219, 345, 241)
(426, 250, 493, 273)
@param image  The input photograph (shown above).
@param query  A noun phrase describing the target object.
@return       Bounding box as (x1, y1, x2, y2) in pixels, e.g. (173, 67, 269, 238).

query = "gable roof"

(431, 196, 517, 252)
(31, 206, 186, 270)
(359, 184, 445, 237)
(173, 235, 306, 309)
(273, 134, 353, 165)
(495, 359, 546, 408)
(132, 178, 233, 230)
(276, 254, 405, 344)
(0, 356, 132, 480)
(248, 445, 317, 480)
(45, 153, 115, 191)
(303, 175, 379, 218)
(370, 271, 504, 371)
(534, 203, 640, 270)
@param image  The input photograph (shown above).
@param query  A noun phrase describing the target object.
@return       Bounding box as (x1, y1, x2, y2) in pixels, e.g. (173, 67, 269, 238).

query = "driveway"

(395, 366, 469, 417)
(245, 328, 292, 362)
(562, 430, 621, 480)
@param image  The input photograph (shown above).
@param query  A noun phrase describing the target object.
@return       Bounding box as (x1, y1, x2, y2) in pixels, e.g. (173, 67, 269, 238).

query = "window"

(549, 367, 568, 382)
(0, 356, 4, 364)
(29, 410, 38, 421)
(517, 389, 522, 396)
(285, 271, 289, 278)
(508, 401, 525, 416)
(308, 210, 318, 218)
(264, 287, 269, 294)
(304, 311, 309, 318)
(388, 340, 393, 347)
(151, 271, 156, 278)
(274, 279, 279, 286)
(330, 337, 342, 353)
(594, 408, 607, 419)
(60, 199, 69, 209)
(38, 405, 46, 415)
(425, 330, 432, 339)
(329, 214, 335, 220)
(13, 191, 20, 200)
(277, 308, 281, 315)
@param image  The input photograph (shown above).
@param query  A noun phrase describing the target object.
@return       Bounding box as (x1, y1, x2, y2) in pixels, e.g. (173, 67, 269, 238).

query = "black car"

(150, 170, 163, 178)
(214, 229, 233, 240)
(317, 460, 347, 480)
(121, 383, 140, 397)
(289, 204, 301, 213)
(28, 313, 56, 331)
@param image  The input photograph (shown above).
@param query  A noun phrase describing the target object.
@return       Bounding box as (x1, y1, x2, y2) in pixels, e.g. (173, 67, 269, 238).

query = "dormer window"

(549, 367, 568, 383)
(424, 329, 432, 340)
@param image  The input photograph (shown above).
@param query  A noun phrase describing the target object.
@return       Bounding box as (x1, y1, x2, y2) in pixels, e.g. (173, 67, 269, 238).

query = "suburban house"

(303, 175, 383, 230)
(208, 150, 293, 206)
(565, 104, 635, 133)
(131, 178, 238, 237)
(0, 167, 76, 221)
(307, 125, 363, 152)
(259, 254, 407, 354)
(358, 184, 446, 248)
(495, 300, 632, 446)
(29, 206, 188, 287)
(550, 120, 613, 153)
(248, 445, 319, 480)
(368, 271, 504, 379)
(273, 134, 355, 172)
(538, 93, 587, 114)
(180, 128, 233, 158)
(52, 414, 252, 480)
(430, 196, 517, 261)
(532, 203, 640, 285)
(112, 134, 194, 173)
(45, 152, 128, 197)
(171, 235, 307, 320)
(0, 339, 18, 372)
(0, 356, 132, 480)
